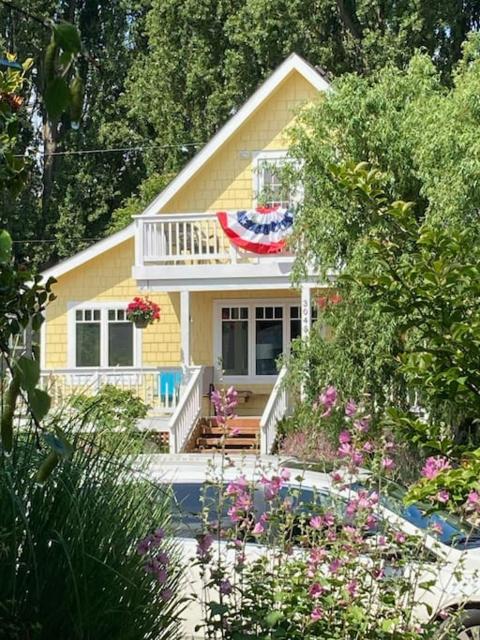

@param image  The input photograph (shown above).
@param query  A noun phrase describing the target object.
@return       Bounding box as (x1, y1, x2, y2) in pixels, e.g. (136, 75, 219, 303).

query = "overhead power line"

(15, 141, 205, 158)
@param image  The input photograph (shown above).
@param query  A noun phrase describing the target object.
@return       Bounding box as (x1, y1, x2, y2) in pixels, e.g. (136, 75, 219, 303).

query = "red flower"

(126, 296, 161, 325)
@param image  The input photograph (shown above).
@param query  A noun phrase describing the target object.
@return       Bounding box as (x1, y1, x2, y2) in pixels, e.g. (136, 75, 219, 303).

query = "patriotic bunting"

(216, 206, 294, 254)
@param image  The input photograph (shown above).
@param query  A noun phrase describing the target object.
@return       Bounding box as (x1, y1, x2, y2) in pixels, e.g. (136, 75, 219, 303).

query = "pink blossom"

(219, 579, 233, 595)
(329, 559, 342, 574)
(346, 579, 358, 598)
(315, 385, 338, 417)
(311, 607, 324, 621)
(310, 515, 323, 530)
(467, 490, 480, 508)
(338, 442, 352, 458)
(309, 583, 324, 598)
(197, 533, 214, 558)
(160, 587, 173, 601)
(331, 471, 343, 483)
(363, 441, 374, 453)
(230, 427, 240, 436)
(252, 521, 265, 535)
(395, 532, 406, 544)
(345, 399, 357, 417)
(226, 476, 248, 495)
(431, 522, 443, 535)
(339, 430, 351, 445)
(381, 457, 395, 472)
(353, 416, 370, 432)
(322, 512, 335, 527)
(421, 456, 451, 480)
(280, 467, 291, 481)
(436, 489, 450, 504)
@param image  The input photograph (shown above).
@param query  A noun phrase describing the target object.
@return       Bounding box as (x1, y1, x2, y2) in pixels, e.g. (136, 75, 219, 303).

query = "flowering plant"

(189, 387, 462, 640)
(126, 296, 160, 327)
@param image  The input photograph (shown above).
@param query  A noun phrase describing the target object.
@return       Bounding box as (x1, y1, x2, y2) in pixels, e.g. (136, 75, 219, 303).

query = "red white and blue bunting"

(216, 206, 294, 255)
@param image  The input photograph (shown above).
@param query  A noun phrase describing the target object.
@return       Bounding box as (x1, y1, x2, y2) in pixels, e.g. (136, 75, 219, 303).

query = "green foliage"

(0, 424, 183, 639)
(288, 44, 480, 427)
(71, 384, 151, 453)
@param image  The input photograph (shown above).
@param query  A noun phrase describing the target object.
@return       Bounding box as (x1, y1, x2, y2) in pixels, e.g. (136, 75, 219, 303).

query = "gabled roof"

(42, 53, 329, 281)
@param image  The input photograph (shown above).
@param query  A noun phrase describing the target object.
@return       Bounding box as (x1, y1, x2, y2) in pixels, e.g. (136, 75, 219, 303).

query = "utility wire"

(0, 0, 47, 27)
(15, 141, 205, 158)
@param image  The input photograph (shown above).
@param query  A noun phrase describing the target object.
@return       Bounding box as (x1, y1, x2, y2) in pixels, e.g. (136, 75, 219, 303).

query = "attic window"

(254, 152, 293, 209)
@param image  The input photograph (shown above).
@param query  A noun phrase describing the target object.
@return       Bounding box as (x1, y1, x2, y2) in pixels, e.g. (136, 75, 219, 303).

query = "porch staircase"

(193, 416, 261, 453)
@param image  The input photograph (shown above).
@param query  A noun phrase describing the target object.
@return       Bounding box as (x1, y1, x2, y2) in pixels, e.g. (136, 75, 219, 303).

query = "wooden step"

(208, 416, 261, 428)
(196, 437, 258, 447)
(202, 425, 259, 435)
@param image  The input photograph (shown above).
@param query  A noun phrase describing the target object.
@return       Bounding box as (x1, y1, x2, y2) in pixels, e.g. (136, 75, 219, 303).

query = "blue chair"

(158, 370, 183, 404)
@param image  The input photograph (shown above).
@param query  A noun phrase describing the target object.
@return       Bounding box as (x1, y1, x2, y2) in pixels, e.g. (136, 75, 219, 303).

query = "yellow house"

(40, 54, 330, 454)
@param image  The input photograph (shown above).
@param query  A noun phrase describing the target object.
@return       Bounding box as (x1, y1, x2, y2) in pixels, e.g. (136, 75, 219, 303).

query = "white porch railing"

(137, 213, 232, 265)
(168, 366, 203, 453)
(39, 367, 183, 413)
(135, 213, 293, 266)
(260, 365, 290, 454)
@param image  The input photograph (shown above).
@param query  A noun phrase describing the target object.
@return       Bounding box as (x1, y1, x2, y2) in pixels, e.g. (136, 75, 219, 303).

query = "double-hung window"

(73, 305, 136, 368)
(253, 151, 302, 210)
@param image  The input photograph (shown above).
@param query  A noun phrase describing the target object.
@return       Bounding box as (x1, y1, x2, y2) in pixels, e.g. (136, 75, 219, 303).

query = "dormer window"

(253, 150, 302, 210)
(254, 151, 292, 209)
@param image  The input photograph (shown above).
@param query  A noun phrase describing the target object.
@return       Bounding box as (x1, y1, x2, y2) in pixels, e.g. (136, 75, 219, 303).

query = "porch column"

(180, 290, 191, 367)
(301, 283, 312, 340)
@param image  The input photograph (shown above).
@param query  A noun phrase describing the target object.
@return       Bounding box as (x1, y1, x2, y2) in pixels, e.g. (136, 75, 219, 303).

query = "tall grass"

(0, 422, 183, 640)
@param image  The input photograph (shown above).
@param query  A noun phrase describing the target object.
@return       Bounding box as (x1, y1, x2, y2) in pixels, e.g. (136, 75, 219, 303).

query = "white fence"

(39, 367, 183, 413)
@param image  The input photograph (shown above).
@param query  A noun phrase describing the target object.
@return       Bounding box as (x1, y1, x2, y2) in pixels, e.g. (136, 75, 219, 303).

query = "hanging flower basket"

(126, 297, 160, 329)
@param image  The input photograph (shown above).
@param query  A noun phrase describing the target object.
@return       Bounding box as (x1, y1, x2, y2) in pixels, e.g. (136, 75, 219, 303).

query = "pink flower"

(394, 532, 406, 544)
(219, 579, 232, 595)
(311, 607, 324, 621)
(346, 579, 358, 598)
(252, 521, 265, 535)
(230, 427, 240, 436)
(381, 457, 395, 472)
(315, 385, 338, 417)
(467, 490, 480, 508)
(322, 512, 335, 527)
(345, 399, 357, 417)
(331, 471, 343, 483)
(431, 522, 443, 535)
(353, 417, 370, 432)
(436, 489, 450, 504)
(197, 533, 214, 558)
(339, 430, 351, 444)
(309, 582, 324, 598)
(363, 441, 374, 453)
(329, 559, 342, 574)
(421, 456, 451, 480)
(226, 476, 248, 495)
(160, 587, 173, 601)
(310, 515, 323, 530)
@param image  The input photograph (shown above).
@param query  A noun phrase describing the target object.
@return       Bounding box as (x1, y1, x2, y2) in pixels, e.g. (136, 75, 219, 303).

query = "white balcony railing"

(135, 213, 293, 267)
(260, 365, 290, 454)
(39, 367, 184, 414)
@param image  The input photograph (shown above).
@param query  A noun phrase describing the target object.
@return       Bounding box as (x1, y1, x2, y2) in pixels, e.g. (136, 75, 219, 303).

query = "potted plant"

(126, 296, 160, 329)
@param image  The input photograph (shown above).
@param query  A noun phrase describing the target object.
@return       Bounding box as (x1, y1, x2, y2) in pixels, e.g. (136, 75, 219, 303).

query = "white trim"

(138, 54, 329, 217)
(66, 301, 142, 369)
(213, 298, 303, 385)
(41, 224, 134, 281)
(180, 290, 191, 367)
(40, 55, 328, 283)
(40, 316, 46, 369)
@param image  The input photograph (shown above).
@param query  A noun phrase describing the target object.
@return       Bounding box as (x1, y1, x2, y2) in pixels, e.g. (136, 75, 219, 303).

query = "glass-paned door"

(255, 306, 283, 375)
(221, 306, 249, 375)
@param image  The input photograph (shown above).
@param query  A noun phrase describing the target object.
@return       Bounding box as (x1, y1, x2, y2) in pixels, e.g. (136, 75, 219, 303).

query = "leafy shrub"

(0, 424, 183, 639)
(71, 384, 151, 453)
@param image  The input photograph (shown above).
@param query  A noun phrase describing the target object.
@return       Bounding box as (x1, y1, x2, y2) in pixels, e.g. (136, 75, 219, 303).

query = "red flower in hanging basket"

(126, 297, 160, 328)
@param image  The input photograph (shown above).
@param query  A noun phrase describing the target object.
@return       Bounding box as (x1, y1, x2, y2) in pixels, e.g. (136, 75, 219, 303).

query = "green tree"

(288, 36, 480, 423)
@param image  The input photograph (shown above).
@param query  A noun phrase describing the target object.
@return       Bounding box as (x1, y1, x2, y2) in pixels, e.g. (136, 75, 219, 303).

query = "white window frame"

(67, 301, 142, 369)
(213, 298, 303, 384)
(252, 150, 289, 209)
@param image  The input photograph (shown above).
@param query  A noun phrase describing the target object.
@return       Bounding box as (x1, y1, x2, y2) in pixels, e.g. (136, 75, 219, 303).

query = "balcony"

(133, 213, 296, 291)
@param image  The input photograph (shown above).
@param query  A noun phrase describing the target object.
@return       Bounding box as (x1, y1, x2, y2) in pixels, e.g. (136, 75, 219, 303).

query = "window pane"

(108, 322, 133, 366)
(76, 310, 82, 321)
(290, 306, 299, 319)
(221, 307, 229, 320)
(108, 309, 115, 321)
(85, 310, 92, 321)
(290, 319, 301, 342)
(256, 307, 263, 319)
(274, 306, 283, 319)
(93, 310, 101, 321)
(76, 323, 100, 367)
(231, 307, 239, 320)
(256, 319, 283, 375)
(222, 320, 248, 375)
(240, 307, 248, 319)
